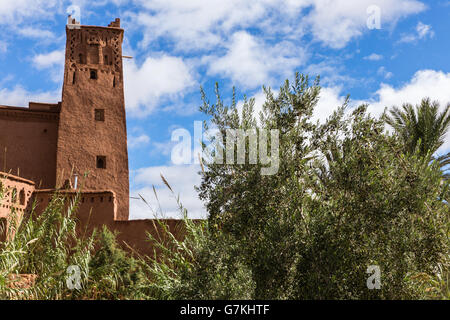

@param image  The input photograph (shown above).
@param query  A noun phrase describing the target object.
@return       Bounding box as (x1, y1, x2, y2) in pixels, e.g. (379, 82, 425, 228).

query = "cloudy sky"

(0, 0, 449, 219)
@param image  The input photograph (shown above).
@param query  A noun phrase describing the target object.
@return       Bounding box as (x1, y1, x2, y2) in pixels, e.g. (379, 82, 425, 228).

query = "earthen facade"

(0, 18, 184, 255)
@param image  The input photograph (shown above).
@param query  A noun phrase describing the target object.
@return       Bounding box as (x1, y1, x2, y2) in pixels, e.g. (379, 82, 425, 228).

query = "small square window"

(97, 156, 106, 169)
(95, 109, 105, 121)
(90, 69, 98, 80)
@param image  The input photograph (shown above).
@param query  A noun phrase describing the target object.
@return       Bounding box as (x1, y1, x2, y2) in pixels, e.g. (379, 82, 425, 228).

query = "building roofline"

(0, 105, 60, 114)
(68, 25, 124, 32)
(0, 171, 36, 186)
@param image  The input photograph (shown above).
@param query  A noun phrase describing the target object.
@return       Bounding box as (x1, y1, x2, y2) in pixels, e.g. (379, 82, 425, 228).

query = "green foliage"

(384, 98, 450, 179)
(0, 191, 151, 300)
(1, 74, 448, 300)
(158, 73, 449, 300)
(85, 227, 150, 299)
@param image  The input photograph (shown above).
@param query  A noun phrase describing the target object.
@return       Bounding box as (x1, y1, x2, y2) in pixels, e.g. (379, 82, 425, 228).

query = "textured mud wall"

(113, 219, 191, 257)
(56, 23, 129, 221)
(33, 190, 190, 256)
(33, 189, 117, 228)
(0, 107, 59, 189)
(0, 172, 35, 240)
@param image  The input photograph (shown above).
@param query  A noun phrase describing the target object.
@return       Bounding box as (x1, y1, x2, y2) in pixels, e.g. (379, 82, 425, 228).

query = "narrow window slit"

(90, 69, 98, 80)
(97, 156, 106, 169)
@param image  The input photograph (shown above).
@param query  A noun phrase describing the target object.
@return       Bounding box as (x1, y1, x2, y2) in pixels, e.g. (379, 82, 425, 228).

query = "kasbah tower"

(0, 17, 182, 252)
(59, 17, 129, 221)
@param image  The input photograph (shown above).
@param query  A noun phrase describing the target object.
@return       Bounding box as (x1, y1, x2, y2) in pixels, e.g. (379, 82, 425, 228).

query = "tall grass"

(1, 177, 448, 300)
(0, 186, 153, 299)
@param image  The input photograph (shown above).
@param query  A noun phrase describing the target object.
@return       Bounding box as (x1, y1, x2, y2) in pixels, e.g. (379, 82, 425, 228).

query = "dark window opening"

(19, 190, 25, 206)
(79, 54, 84, 64)
(90, 69, 98, 80)
(95, 109, 105, 122)
(113, 76, 116, 88)
(97, 156, 106, 169)
(104, 55, 109, 65)
(72, 71, 76, 84)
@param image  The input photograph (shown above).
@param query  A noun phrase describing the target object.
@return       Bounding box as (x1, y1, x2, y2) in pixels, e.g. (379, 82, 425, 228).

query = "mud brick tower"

(57, 18, 129, 221)
(0, 18, 188, 254)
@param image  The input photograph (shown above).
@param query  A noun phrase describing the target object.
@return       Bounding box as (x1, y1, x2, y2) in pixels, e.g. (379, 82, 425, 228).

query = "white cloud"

(32, 50, 65, 83)
(17, 27, 56, 40)
(366, 70, 450, 114)
(132, 0, 309, 51)
(128, 134, 150, 149)
(364, 53, 383, 61)
(121, 0, 426, 92)
(416, 22, 434, 38)
(32, 50, 65, 69)
(0, 0, 59, 25)
(152, 141, 177, 157)
(314, 86, 347, 123)
(399, 21, 434, 43)
(309, 70, 450, 153)
(206, 31, 306, 89)
(0, 85, 59, 107)
(360, 70, 450, 152)
(305, 0, 426, 49)
(130, 164, 205, 219)
(305, 60, 356, 87)
(124, 55, 195, 116)
(377, 66, 394, 80)
(131, 0, 424, 51)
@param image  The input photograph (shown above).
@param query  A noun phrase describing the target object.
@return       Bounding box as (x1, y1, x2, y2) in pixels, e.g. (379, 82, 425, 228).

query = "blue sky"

(0, 0, 449, 219)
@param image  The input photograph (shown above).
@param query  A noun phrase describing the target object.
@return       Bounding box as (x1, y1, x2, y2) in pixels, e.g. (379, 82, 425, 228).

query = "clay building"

(0, 17, 184, 255)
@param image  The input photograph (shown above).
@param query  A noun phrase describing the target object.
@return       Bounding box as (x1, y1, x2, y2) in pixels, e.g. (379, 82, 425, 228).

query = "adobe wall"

(32, 189, 192, 256)
(113, 219, 193, 257)
(33, 189, 117, 228)
(0, 106, 59, 189)
(0, 172, 35, 241)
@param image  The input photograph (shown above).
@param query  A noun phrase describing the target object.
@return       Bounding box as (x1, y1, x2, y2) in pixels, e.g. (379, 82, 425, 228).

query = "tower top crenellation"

(108, 18, 121, 28)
